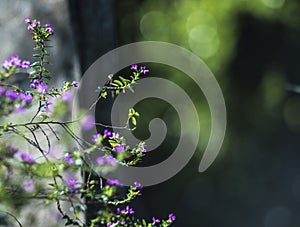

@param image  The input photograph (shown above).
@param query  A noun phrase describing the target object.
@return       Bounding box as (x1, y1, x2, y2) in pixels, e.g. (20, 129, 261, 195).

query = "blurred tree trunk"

(67, 0, 116, 225)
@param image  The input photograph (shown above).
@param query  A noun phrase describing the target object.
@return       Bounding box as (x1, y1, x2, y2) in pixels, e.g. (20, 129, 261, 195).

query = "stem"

(0, 210, 23, 227)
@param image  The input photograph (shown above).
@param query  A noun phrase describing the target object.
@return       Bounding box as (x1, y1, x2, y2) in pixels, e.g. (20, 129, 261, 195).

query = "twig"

(0, 210, 23, 227)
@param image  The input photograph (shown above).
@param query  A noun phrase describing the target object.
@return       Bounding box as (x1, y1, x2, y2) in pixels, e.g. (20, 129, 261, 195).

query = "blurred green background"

(2, 0, 300, 226)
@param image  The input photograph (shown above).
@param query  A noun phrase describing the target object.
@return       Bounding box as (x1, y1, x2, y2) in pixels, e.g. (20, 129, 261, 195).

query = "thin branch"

(0, 210, 23, 227)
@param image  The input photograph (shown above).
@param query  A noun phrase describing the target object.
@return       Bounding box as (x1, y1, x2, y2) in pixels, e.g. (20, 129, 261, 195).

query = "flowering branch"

(0, 17, 175, 227)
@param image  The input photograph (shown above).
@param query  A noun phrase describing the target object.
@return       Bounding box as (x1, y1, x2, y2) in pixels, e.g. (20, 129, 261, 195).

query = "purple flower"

(66, 177, 77, 192)
(23, 180, 35, 192)
(109, 132, 119, 139)
(113, 145, 125, 152)
(92, 133, 101, 142)
(64, 153, 74, 164)
(96, 155, 117, 166)
(20, 153, 35, 163)
(45, 23, 54, 34)
(6, 90, 18, 100)
(168, 213, 176, 221)
(133, 181, 142, 189)
(30, 79, 40, 89)
(21, 60, 30, 69)
(36, 82, 48, 94)
(72, 81, 79, 87)
(2, 60, 12, 69)
(61, 90, 73, 103)
(0, 87, 5, 95)
(118, 206, 134, 215)
(24, 17, 31, 24)
(10, 55, 21, 67)
(19, 93, 33, 103)
(131, 64, 138, 70)
(140, 145, 146, 153)
(81, 115, 95, 130)
(106, 179, 123, 187)
(152, 217, 160, 223)
(27, 21, 40, 31)
(103, 129, 112, 137)
(27, 23, 34, 30)
(140, 66, 149, 74)
(124, 206, 135, 214)
(116, 208, 121, 214)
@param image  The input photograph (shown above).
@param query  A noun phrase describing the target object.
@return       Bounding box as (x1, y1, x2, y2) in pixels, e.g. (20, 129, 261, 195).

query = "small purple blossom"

(133, 181, 142, 189)
(96, 155, 117, 166)
(106, 179, 123, 187)
(24, 17, 31, 24)
(118, 206, 135, 215)
(81, 115, 95, 130)
(92, 133, 101, 142)
(140, 145, 146, 153)
(61, 90, 73, 103)
(152, 217, 160, 223)
(0, 87, 5, 95)
(103, 129, 112, 137)
(140, 66, 149, 74)
(66, 177, 77, 192)
(10, 55, 21, 67)
(168, 213, 176, 221)
(19, 93, 33, 103)
(109, 132, 119, 139)
(6, 90, 18, 100)
(27, 21, 40, 31)
(15, 152, 35, 163)
(36, 82, 48, 94)
(2, 60, 12, 69)
(131, 64, 138, 70)
(21, 153, 35, 163)
(45, 23, 54, 34)
(21, 60, 30, 69)
(72, 81, 79, 87)
(113, 145, 125, 152)
(64, 153, 74, 164)
(23, 180, 35, 192)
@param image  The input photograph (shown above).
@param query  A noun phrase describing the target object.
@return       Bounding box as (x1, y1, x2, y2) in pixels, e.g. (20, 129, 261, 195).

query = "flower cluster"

(2, 55, 30, 70)
(130, 64, 150, 74)
(24, 17, 54, 35)
(0, 87, 33, 103)
(29, 79, 48, 94)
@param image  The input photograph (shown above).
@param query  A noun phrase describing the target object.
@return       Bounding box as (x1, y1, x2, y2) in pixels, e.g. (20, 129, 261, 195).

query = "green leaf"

(101, 91, 107, 98)
(31, 61, 41, 67)
(113, 79, 123, 87)
(131, 117, 137, 126)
